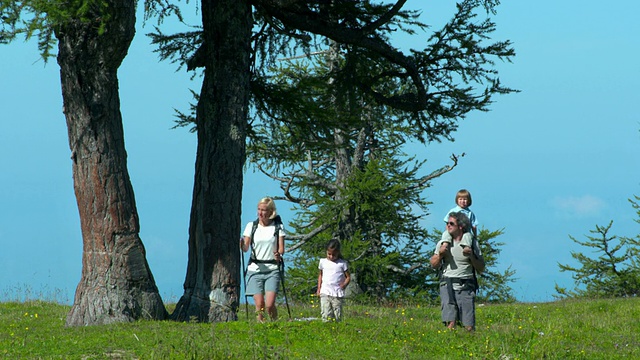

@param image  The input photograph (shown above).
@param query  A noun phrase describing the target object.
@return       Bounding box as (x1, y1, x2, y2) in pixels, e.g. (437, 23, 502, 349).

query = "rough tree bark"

(58, 0, 167, 326)
(171, 0, 252, 322)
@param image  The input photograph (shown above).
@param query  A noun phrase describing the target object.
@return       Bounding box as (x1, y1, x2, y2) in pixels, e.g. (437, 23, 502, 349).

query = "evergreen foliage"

(284, 154, 439, 303)
(475, 228, 517, 303)
(555, 195, 640, 298)
(0, 0, 117, 59)
(1, 0, 182, 60)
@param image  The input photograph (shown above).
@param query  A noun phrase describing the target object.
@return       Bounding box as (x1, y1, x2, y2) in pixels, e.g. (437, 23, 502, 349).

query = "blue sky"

(1, 2, 639, 304)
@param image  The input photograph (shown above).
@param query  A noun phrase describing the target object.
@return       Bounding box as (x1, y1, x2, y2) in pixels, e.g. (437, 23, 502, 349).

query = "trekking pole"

(240, 237, 249, 320)
(279, 258, 292, 320)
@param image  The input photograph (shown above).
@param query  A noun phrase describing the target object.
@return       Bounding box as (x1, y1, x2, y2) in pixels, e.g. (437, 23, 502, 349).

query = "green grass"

(1, 296, 639, 359)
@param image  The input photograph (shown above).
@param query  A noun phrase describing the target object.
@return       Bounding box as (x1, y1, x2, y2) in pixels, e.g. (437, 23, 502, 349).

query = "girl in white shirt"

(316, 239, 351, 322)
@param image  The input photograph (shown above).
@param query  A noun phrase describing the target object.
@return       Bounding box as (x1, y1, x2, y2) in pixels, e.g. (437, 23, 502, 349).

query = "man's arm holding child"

(462, 239, 485, 273)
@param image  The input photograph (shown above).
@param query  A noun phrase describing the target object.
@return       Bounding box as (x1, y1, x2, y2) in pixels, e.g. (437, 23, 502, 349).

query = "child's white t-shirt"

(319, 258, 349, 297)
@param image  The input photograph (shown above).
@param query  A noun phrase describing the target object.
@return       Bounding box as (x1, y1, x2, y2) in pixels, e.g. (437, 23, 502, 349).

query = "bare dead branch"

(286, 222, 333, 252)
(408, 152, 464, 191)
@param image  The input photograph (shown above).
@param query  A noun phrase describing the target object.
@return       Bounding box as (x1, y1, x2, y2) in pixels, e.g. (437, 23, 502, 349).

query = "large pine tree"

(1, 0, 167, 326)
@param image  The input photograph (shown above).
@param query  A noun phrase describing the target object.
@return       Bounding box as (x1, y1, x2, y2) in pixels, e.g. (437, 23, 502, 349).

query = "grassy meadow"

(1, 296, 639, 359)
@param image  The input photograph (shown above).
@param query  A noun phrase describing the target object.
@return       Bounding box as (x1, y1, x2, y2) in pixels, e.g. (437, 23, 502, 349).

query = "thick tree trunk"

(57, 0, 167, 326)
(171, 0, 252, 322)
